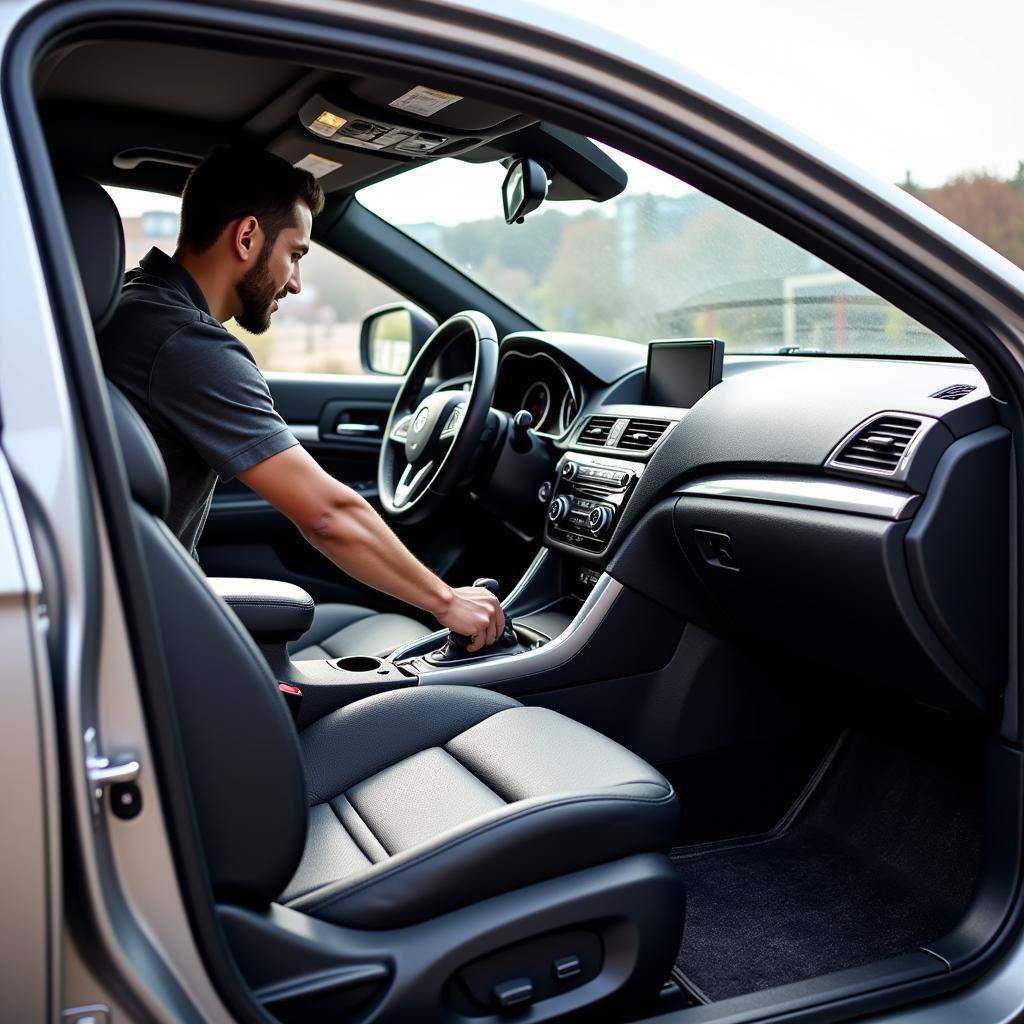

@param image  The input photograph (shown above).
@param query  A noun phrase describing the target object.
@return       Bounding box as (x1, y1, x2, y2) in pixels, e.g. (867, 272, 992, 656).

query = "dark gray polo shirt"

(99, 247, 297, 558)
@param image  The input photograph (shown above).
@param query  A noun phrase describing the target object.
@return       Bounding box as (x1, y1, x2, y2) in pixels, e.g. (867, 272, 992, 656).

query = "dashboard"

(483, 329, 1006, 720)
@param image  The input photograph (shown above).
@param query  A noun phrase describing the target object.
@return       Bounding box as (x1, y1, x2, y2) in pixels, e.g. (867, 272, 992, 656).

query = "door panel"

(198, 372, 452, 611)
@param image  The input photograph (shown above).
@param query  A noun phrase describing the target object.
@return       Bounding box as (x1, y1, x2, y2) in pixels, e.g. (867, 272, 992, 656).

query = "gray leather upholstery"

(284, 686, 679, 928)
(105, 392, 681, 929)
(289, 602, 434, 660)
(209, 577, 315, 642)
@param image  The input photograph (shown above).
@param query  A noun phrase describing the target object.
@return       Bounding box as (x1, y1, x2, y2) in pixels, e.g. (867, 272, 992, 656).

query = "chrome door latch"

(84, 727, 142, 819)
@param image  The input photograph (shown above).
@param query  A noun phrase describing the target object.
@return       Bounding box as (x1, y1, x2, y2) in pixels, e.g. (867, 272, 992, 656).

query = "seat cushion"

(282, 686, 679, 928)
(288, 602, 435, 661)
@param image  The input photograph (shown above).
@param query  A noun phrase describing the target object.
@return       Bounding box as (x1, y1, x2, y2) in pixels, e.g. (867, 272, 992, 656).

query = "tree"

(919, 173, 1024, 269)
(900, 170, 924, 199)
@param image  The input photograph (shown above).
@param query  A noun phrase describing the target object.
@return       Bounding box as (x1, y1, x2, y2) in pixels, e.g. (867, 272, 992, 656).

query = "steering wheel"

(378, 311, 499, 525)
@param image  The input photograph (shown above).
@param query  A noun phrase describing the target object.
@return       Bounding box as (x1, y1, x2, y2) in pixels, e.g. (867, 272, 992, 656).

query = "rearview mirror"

(360, 302, 438, 375)
(502, 157, 548, 224)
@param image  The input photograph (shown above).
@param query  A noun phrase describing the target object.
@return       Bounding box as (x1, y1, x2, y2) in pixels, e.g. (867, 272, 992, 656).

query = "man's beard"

(235, 246, 281, 334)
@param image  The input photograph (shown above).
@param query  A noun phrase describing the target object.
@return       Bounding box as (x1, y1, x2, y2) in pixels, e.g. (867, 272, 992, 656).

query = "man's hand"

(435, 585, 506, 652)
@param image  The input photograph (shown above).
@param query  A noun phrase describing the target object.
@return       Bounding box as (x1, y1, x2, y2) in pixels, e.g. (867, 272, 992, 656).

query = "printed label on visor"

(389, 85, 463, 117)
(294, 153, 343, 178)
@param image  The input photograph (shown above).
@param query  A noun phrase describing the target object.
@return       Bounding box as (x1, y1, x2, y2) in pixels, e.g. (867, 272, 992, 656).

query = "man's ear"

(232, 216, 261, 262)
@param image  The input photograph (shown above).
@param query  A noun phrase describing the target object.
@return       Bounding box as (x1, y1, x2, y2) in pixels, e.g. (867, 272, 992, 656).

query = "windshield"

(359, 145, 958, 358)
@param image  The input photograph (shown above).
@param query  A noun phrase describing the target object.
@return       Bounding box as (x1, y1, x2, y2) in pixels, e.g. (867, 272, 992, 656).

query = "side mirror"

(359, 302, 438, 375)
(502, 157, 548, 224)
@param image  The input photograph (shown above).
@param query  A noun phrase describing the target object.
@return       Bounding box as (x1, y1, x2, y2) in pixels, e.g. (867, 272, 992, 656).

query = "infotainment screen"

(645, 339, 725, 408)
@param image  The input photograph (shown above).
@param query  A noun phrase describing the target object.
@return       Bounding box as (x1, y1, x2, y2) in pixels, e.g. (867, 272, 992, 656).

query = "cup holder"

(334, 655, 384, 673)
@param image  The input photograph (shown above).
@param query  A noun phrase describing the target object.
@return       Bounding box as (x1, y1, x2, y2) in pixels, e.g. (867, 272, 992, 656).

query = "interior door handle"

(335, 423, 382, 436)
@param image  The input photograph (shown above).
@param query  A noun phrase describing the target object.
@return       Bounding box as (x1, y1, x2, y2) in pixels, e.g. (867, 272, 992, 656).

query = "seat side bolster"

(287, 787, 679, 929)
(445, 705, 674, 803)
(301, 685, 521, 803)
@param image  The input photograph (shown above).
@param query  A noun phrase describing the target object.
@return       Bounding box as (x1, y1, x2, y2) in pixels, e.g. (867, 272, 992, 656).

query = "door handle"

(335, 423, 382, 436)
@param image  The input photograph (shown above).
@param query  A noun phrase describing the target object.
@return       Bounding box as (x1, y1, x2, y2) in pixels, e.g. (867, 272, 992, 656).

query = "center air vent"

(829, 415, 924, 475)
(617, 418, 671, 452)
(579, 416, 618, 445)
(930, 384, 977, 401)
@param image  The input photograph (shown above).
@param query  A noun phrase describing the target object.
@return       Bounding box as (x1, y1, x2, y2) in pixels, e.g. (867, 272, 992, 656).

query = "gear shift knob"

(474, 578, 516, 647)
(446, 577, 514, 651)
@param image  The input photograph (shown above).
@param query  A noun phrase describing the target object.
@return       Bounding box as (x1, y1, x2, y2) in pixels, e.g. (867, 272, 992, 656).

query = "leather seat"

(286, 684, 678, 927)
(64, 173, 685, 1016)
(56, 174, 434, 662)
(106, 380, 682, 920)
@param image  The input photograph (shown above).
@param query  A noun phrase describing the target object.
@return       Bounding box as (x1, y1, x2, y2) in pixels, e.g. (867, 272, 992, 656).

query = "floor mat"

(671, 730, 984, 1001)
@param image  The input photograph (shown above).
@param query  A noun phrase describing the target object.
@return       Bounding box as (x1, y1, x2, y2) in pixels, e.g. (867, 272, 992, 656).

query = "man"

(100, 146, 504, 651)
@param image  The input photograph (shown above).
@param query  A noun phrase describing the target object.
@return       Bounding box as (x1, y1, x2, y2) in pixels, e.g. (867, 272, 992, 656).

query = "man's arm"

(237, 445, 504, 651)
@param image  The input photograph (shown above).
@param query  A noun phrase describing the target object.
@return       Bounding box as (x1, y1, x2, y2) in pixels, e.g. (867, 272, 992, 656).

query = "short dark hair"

(177, 146, 325, 253)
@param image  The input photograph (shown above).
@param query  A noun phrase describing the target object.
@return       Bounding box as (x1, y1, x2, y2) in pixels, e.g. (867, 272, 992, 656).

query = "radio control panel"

(544, 452, 645, 553)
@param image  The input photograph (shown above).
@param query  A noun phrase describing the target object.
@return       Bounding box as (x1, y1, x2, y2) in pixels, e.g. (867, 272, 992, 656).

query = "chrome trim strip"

(824, 412, 938, 479)
(290, 424, 319, 443)
(386, 547, 556, 663)
(417, 574, 622, 687)
(676, 476, 920, 519)
(335, 422, 381, 436)
(503, 546, 554, 607)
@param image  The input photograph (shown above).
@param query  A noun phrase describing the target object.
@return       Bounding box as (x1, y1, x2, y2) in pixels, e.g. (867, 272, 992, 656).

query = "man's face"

(235, 200, 312, 334)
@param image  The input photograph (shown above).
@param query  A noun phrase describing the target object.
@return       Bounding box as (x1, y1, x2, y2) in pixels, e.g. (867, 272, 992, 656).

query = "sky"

(528, 0, 1023, 187)
(110, 0, 1024, 222)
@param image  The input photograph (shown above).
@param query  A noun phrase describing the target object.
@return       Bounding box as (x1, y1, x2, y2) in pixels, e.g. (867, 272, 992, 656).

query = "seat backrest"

(62, 175, 308, 904)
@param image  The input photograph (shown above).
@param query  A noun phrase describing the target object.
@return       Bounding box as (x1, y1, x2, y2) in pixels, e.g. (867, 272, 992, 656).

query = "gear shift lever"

(447, 577, 517, 652)
(407, 577, 547, 669)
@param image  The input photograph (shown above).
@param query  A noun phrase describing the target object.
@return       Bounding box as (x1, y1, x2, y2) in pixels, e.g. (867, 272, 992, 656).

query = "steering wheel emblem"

(413, 407, 430, 432)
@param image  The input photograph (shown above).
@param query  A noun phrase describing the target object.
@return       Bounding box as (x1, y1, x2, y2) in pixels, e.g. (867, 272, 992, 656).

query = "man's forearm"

(300, 489, 453, 618)
(237, 446, 504, 647)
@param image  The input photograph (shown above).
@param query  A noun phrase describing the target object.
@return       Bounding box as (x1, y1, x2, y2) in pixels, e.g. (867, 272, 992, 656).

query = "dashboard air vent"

(930, 384, 977, 401)
(579, 416, 618, 445)
(832, 416, 923, 474)
(617, 418, 671, 451)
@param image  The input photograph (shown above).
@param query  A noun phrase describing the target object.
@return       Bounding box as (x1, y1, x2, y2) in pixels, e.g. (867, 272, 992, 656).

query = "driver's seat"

(58, 173, 437, 661)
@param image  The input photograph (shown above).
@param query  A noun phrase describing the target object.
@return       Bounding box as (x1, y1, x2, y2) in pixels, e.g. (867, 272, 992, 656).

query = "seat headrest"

(57, 175, 125, 333)
(108, 386, 170, 520)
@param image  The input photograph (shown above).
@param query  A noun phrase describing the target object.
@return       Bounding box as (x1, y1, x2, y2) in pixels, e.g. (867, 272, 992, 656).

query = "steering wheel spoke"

(390, 413, 413, 443)
(439, 401, 467, 441)
(393, 460, 436, 508)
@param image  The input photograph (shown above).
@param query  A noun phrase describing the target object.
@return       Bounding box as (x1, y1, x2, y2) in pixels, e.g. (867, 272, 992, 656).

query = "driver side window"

(107, 186, 404, 374)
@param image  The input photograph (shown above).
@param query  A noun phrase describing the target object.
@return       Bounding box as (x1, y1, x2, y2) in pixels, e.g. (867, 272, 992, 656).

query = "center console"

(544, 452, 646, 554)
(214, 444, 666, 723)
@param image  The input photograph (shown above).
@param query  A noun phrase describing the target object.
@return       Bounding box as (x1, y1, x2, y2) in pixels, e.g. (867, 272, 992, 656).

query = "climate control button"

(548, 496, 572, 524)
(587, 505, 615, 536)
